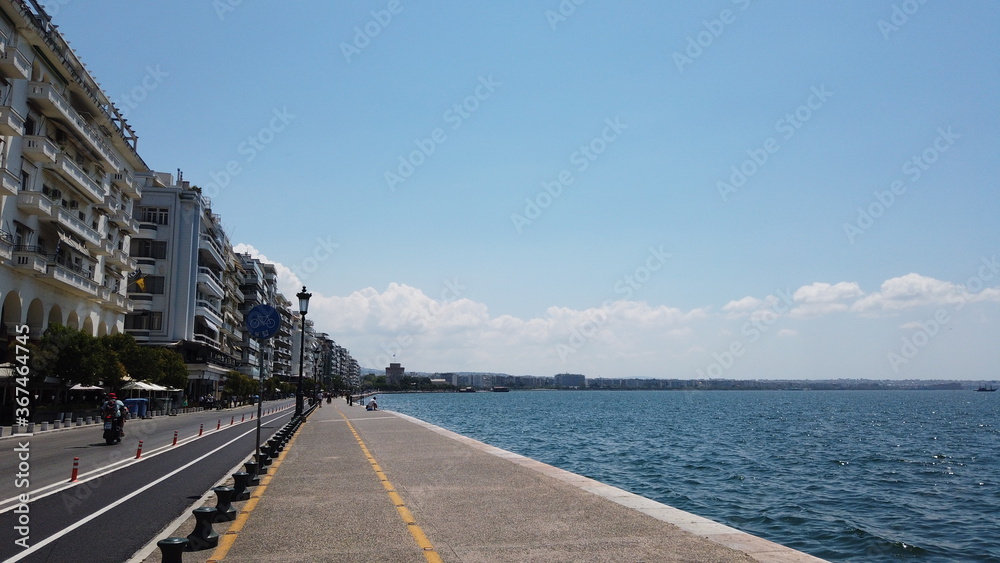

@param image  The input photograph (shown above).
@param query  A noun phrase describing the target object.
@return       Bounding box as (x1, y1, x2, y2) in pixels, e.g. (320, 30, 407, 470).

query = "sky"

(47, 1, 1000, 380)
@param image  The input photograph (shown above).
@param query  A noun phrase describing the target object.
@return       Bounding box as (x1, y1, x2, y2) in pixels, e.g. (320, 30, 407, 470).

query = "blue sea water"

(379, 390, 1000, 562)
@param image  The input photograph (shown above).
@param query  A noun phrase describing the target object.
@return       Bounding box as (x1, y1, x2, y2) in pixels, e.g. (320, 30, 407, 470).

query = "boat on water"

(976, 384, 996, 392)
(491, 386, 510, 392)
(458, 387, 476, 393)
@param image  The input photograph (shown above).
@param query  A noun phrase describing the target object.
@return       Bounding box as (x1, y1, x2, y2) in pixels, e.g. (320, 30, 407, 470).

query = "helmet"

(109, 393, 117, 399)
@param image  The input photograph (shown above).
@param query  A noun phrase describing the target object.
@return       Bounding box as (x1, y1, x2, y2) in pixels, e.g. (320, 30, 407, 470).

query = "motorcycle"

(102, 412, 122, 445)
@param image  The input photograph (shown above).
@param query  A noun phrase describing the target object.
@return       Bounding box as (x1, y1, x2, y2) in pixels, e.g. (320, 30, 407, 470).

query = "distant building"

(554, 373, 586, 389)
(386, 362, 404, 385)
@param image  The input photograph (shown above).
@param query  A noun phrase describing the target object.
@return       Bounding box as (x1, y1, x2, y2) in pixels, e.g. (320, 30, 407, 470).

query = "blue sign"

(245, 304, 281, 339)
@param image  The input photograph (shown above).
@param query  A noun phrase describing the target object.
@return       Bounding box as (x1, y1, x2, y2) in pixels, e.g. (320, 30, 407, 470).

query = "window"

(125, 311, 163, 331)
(140, 207, 169, 225)
(130, 239, 167, 259)
(144, 275, 165, 294)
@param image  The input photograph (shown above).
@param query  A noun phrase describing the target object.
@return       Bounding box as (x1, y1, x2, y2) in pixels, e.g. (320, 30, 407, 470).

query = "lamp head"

(296, 286, 312, 315)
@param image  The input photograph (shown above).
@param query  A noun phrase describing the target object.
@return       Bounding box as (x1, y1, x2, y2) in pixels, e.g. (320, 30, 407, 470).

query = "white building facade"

(0, 0, 147, 340)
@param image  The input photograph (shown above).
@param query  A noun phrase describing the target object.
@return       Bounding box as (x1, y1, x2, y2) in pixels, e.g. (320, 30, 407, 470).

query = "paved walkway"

(187, 402, 827, 562)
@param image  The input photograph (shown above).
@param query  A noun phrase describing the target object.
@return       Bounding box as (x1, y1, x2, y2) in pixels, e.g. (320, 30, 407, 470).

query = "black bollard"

(243, 460, 260, 486)
(186, 507, 219, 550)
(232, 471, 251, 501)
(213, 486, 237, 522)
(258, 449, 272, 470)
(268, 437, 282, 454)
(157, 537, 188, 562)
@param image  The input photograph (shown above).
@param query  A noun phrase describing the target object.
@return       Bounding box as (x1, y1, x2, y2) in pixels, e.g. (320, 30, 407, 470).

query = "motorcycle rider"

(102, 393, 128, 439)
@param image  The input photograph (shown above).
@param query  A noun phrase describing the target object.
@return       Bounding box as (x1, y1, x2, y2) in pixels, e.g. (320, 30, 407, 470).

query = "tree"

(149, 347, 189, 390)
(222, 370, 257, 399)
(98, 334, 188, 390)
(30, 324, 107, 387)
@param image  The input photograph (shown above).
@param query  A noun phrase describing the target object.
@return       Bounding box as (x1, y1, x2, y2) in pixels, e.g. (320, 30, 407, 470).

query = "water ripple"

(383, 390, 1000, 562)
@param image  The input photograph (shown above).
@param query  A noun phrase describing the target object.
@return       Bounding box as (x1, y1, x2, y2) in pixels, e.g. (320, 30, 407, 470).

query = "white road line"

(7, 425, 260, 562)
(0, 410, 290, 513)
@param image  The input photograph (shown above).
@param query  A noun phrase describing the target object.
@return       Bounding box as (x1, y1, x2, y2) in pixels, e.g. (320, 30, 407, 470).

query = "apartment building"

(0, 0, 147, 339)
(124, 174, 241, 398)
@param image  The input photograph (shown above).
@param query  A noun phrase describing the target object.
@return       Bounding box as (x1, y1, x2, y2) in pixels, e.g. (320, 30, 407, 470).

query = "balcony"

(47, 263, 99, 297)
(0, 104, 25, 136)
(95, 239, 114, 257)
(22, 135, 58, 164)
(197, 267, 225, 299)
(0, 166, 18, 197)
(0, 230, 12, 261)
(196, 299, 224, 328)
(54, 207, 103, 248)
(12, 246, 48, 274)
(114, 294, 134, 313)
(107, 248, 129, 268)
(48, 154, 106, 203)
(137, 222, 158, 238)
(16, 191, 55, 217)
(198, 234, 225, 267)
(111, 171, 140, 198)
(27, 82, 121, 171)
(0, 42, 29, 80)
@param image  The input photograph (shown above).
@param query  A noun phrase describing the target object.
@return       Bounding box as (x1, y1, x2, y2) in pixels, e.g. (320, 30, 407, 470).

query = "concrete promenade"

(186, 402, 827, 562)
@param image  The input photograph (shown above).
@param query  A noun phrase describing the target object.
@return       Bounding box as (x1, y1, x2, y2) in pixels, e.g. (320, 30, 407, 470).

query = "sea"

(379, 390, 1000, 562)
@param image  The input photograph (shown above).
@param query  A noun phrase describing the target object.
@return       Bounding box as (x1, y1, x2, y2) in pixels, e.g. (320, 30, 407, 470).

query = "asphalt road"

(0, 401, 295, 562)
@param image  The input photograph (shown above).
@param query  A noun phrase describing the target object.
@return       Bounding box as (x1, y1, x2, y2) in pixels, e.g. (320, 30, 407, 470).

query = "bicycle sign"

(245, 304, 281, 339)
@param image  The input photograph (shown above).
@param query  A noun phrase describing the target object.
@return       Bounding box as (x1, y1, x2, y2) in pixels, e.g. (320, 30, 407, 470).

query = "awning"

(70, 383, 105, 391)
(57, 229, 90, 257)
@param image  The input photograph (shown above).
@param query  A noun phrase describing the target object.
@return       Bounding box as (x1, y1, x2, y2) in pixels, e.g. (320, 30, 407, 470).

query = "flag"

(128, 269, 146, 292)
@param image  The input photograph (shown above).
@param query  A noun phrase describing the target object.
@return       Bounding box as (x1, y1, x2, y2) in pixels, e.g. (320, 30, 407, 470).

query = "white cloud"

(228, 244, 1000, 378)
(790, 281, 864, 318)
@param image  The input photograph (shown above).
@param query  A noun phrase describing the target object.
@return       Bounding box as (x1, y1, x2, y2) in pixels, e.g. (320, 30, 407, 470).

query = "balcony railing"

(27, 81, 121, 171)
(111, 171, 140, 198)
(0, 166, 18, 196)
(0, 42, 30, 80)
(22, 135, 59, 164)
(16, 191, 55, 217)
(0, 104, 25, 136)
(197, 267, 225, 298)
(55, 207, 102, 247)
(49, 153, 106, 203)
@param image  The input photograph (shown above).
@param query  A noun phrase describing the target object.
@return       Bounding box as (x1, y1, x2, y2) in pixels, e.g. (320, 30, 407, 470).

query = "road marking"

(338, 408, 443, 563)
(6, 426, 262, 562)
(0, 407, 294, 513)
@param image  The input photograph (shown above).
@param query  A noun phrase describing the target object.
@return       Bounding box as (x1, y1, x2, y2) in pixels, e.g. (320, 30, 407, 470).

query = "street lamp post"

(295, 286, 312, 417)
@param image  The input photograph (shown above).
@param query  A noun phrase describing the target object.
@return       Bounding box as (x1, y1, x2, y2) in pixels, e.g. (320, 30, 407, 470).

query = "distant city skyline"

(52, 2, 1000, 379)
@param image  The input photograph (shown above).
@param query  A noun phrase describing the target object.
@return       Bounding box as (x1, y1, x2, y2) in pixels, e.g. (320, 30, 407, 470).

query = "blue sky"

(50, 1, 1000, 379)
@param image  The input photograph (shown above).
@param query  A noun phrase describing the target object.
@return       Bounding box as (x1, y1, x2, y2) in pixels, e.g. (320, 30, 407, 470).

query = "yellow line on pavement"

(338, 409, 444, 563)
(207, 427, 301, 562)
